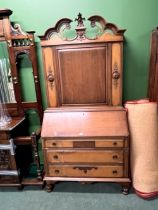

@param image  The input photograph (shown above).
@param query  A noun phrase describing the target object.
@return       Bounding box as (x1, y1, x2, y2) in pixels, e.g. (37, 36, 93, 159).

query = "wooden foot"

(45, 184, 52, 192)
(121, 183, 131, 195)
(17, 185, 23, 191)
(45, 181, 56, 192)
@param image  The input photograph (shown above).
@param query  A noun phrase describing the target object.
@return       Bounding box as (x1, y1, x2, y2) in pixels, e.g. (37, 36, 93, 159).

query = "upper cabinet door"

(57, 45, 107, 105)
(39, 14, 126, 107)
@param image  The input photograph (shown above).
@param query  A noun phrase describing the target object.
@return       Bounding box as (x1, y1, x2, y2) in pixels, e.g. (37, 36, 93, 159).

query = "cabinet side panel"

(112, 43, 123, 106)
(42, 47, 57, 107)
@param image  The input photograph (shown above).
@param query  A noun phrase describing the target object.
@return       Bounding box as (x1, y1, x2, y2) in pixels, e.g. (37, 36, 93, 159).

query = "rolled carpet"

(124, 99, 158, 199)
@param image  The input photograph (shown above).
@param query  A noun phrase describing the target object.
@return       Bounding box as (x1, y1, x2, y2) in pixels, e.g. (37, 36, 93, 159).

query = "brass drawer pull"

(73, 166, 97, 174)
(112, 155, 118, 159)
(54, 169, 60, 174)
(112, 170, 118, 174)
(53, 155, 58, 160)
(73, 141, 95, 148)
(52, 142, 57, 146)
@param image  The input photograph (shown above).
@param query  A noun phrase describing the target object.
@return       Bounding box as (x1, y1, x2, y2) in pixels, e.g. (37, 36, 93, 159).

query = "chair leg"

(31, 132, 42, 180)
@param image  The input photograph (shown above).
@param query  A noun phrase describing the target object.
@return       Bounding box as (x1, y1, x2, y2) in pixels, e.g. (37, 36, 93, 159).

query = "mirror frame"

(0, 9, 43, 122)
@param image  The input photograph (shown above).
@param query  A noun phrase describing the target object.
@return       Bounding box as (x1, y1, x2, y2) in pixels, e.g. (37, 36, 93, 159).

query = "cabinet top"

(0, 117, 25, 131)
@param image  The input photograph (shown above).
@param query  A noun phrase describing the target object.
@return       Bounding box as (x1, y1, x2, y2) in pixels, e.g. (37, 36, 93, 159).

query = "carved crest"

(11, 23, 28, 36)
(7, 23, 34, 48)
(39, 13, 126, 41)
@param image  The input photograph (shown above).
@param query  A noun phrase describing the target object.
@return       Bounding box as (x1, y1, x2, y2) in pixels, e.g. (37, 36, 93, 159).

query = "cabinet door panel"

(57, 46, 107, 105)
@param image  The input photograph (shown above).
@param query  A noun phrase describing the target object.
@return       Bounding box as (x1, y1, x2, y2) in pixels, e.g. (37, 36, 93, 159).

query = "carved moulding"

(9, 23, 34, 48)
(39, 13, 126, 41)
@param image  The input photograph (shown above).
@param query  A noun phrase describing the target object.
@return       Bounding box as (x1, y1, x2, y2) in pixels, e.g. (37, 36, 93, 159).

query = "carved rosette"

(112, 63, 120, 87)
(47, 67, 55, 89)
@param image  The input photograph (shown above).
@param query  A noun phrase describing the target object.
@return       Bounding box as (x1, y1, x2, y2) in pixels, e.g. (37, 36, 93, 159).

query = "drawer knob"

(113, 142, 118, 146)
(54, 169, 60, 174)
(112, 155, 118, 159)
(52, 142, 57, 146)
(53, 155, 58, 159)
(112, 170, 118, 174)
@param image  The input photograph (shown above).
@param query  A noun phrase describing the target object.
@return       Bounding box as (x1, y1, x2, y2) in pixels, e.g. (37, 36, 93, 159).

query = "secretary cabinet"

(39, 13, 131, 193)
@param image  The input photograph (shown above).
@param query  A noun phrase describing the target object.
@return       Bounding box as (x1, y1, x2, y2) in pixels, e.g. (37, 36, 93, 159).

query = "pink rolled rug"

(124, 99, 158, 199)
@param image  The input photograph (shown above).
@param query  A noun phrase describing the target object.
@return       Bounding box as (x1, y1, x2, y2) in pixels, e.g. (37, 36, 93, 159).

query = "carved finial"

(75, 13, 85, 27)
(74, 13, 86, 40)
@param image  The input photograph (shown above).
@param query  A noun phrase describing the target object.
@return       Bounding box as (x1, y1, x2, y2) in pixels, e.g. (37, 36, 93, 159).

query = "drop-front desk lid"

(41, 107, 129, 138)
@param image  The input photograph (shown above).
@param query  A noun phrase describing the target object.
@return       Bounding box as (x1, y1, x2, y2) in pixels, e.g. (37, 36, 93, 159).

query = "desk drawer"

(46, 150, 123, 164)
(44, 138, 124, 148)
(48, 165, 123, 178)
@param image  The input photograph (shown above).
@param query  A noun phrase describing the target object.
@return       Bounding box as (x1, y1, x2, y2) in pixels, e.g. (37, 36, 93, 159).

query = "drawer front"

(46, 150, 123, 164)
(0, 175, 19, 184)
(44, 138, 124, 148)
(0, 150, 15, 170)
(0, 140, 10, 145)
(0, 132, 8, 140)
(48, 165, 123, 178)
